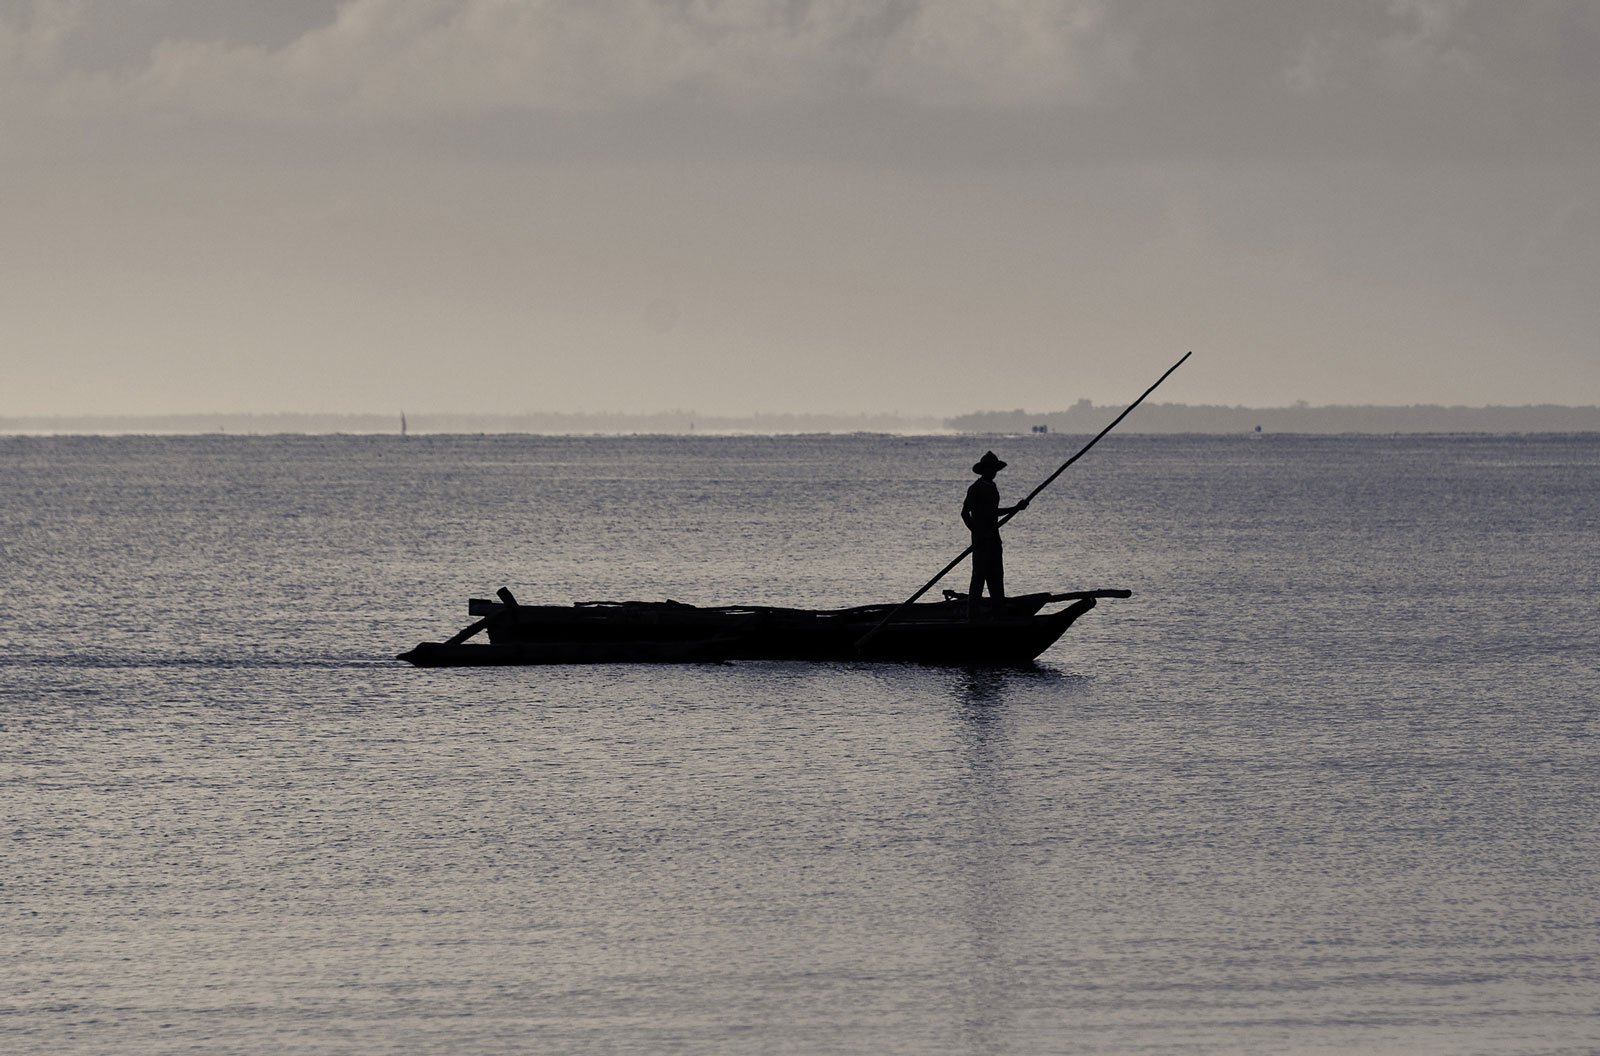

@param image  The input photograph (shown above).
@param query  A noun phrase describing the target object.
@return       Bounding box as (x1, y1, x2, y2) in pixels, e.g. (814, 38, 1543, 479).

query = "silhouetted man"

(962, 450, 1028, 620)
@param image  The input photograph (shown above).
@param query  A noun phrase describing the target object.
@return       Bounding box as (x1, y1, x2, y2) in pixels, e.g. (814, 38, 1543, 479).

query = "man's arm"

(999, 497, 1030, 516)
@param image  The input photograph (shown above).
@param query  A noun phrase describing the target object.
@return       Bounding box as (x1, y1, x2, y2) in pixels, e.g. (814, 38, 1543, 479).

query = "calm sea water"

(3, 433, 1597, 1055)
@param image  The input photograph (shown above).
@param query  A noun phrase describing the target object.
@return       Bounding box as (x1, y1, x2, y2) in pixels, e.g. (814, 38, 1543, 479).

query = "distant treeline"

(0, 411, 945, 435)
(5, 404, 1599, 435)
(947, 402, 1600, 434)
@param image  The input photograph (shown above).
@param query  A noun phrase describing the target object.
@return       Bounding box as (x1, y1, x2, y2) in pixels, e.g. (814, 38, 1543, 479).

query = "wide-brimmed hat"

(972, 450, 1007, 474)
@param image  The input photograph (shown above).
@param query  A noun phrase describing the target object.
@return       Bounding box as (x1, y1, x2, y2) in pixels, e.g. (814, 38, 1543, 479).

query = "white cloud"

(1282, 0, 1480, 96)
(1283, 30, 1343, 94)
(873, 0, 1130, 106)
(1387, 0, 1470, 40)
(2, 0, 1129, 120)
(0, 0, 81, 85)
(1377, 0, 1479, 87)
(2, 0, 1595, 165)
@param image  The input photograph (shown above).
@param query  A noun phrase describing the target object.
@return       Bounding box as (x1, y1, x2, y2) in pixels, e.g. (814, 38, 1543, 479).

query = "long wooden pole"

(854, 351, 1192, 651)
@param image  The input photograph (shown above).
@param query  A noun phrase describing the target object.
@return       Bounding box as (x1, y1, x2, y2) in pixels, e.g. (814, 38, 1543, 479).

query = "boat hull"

(397, 593, 1111, 667)
(398, 638, 735, 667)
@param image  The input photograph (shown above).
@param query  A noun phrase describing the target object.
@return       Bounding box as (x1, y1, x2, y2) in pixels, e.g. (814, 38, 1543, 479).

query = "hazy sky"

(3, 0, 1597, 415)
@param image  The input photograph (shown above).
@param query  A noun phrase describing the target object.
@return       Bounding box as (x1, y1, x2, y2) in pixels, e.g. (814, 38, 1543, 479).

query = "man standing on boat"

(962, 451, 1027, 620)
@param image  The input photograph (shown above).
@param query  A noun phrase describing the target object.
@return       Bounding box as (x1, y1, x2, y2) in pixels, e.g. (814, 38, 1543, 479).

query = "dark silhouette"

(855, 353, 1185, 652)
(961, 451, 1028, 620)
(400, 589, 1116, 666)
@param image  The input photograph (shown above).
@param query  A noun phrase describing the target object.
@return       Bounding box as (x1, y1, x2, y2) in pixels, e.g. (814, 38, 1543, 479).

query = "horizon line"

(5, 400, 1600, 421)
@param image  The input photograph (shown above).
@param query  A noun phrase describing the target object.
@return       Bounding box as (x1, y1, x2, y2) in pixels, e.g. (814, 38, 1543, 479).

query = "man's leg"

(971, 547, 1001, 619)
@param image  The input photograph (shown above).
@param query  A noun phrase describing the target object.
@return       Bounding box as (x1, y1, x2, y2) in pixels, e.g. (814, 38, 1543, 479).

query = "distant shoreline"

(2, 404, 1598, 436)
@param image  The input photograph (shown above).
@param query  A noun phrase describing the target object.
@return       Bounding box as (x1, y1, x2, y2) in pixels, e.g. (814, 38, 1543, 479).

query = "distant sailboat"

(401, 412, 407, 438)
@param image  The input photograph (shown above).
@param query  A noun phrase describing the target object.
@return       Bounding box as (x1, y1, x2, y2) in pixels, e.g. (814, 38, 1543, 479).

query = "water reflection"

(954, 663, 1082, 708)
(944, 664, 1092, 1054)
(952, 669, 1013, 1055)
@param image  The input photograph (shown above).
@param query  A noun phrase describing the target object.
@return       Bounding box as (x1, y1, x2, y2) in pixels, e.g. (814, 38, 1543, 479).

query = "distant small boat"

(397, 588, 1129, 667)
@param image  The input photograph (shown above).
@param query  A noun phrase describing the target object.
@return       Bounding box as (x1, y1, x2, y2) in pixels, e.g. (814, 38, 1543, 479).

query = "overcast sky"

(3, 0, 1597, 415)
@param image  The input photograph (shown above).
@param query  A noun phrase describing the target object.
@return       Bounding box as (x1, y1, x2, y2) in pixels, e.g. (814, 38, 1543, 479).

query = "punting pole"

(854, 351, 1192, 652)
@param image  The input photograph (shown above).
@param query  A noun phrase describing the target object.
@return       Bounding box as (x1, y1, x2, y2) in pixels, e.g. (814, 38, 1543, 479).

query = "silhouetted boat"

(395, 355, 1193, 670)
(396, 588, 1129, 667)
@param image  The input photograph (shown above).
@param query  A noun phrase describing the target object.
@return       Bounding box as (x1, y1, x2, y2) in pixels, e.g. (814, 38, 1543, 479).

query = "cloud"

(0, 0, 78, 75)
(873, 0, 1132, 106)
(1375, 0, 1479, 88)
(0, 0, 1128, 119)
(2, 0, 1596, 166)
(1283, 0, 1478, 95)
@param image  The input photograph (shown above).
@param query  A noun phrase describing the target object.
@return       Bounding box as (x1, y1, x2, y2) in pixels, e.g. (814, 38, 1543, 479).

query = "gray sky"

(3, 0, 1597, 415)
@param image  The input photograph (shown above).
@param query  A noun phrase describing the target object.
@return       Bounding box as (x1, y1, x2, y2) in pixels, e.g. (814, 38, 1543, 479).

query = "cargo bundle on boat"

(397, 587, 1130, 667)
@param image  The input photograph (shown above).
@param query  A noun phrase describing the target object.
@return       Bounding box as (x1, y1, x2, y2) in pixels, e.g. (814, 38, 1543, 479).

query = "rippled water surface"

(3, 433, 1598, 1054)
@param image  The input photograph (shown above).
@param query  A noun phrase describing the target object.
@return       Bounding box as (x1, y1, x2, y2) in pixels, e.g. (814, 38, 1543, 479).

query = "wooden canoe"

(397, 589, 1127, 667)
